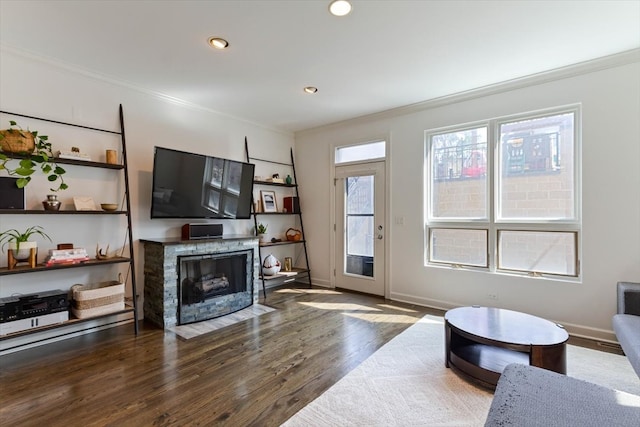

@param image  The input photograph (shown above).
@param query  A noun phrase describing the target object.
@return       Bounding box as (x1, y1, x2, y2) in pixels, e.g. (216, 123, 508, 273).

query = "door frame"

(330, 138, 390, 298)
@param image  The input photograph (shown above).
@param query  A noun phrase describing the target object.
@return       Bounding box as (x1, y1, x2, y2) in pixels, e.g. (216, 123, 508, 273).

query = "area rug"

(168, 304, 275, 340)
(281, 314, 640, 427)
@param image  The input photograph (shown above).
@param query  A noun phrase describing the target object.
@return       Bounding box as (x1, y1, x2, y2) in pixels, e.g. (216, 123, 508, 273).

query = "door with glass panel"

(335, 162, 385, 296)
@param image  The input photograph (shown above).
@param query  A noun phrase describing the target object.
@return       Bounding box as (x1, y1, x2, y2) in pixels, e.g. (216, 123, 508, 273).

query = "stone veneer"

(141, 236, 260, 329)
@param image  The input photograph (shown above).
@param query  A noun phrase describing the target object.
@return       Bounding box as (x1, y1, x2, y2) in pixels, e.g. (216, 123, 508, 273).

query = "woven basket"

(0, 129, 35, 153)
(71, 280, 125, 319)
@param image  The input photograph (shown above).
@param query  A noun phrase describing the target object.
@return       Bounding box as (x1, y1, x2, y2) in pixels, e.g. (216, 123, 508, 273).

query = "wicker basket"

(0, 129, 35, 153)
(71, 280, 125, 319)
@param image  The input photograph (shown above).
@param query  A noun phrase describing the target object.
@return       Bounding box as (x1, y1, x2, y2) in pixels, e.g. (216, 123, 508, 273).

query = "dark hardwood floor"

(0, 286, 434, 427)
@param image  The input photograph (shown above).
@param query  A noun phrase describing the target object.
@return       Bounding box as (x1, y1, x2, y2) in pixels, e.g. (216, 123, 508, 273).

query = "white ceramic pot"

(8, 241, 37, 261)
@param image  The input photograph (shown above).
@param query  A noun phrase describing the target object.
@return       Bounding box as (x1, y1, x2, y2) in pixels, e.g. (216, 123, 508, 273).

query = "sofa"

(484, 282, 640, 426)
(484, 363, 640, 426)
(612, 281, 640, 377)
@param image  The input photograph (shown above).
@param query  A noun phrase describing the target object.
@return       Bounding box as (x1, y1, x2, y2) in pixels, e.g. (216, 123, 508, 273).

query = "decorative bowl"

(101, 203, 118, 212)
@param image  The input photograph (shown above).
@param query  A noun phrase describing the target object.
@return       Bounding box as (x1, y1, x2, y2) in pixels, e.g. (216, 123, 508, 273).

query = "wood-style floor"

(0, 286, 434, 427)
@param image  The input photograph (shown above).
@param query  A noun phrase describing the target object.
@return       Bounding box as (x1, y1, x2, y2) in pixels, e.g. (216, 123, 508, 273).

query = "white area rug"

(282, 314, 640, 426)
(168, 304, 275, 340)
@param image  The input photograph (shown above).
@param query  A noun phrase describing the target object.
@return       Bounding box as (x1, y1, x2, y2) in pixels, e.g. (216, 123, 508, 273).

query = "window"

(425, 107, 580, 278)
(335, 140, 385, 164)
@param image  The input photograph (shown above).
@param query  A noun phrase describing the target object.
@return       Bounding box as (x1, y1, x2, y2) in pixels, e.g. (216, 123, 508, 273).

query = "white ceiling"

(1, 0, 639, 133)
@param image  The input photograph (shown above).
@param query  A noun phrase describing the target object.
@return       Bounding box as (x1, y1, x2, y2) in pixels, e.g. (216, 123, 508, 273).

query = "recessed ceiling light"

(208, 37, 229, 50)
(329, 0, 352, 17)
(303, 86, 318, 94)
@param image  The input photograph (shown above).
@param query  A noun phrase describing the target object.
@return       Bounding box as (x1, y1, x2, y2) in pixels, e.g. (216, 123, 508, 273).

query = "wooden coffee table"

(444, 306, 568, 389)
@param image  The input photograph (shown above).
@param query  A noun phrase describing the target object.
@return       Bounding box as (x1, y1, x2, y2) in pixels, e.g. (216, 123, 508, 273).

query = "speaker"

(181, 223, 223, 240)
(283, 196, 300, 213)
(0, 177, 25, 209)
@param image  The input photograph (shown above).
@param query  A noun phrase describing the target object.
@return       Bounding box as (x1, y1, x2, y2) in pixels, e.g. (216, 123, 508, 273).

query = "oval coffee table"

(444, 306, 568, 389)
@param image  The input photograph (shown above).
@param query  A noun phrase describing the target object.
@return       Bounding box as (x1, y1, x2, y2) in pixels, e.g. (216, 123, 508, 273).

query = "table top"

(445, 306, 568, 346)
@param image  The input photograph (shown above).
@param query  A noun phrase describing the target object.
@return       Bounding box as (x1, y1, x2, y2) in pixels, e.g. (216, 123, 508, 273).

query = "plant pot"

(0, 129, 35, 153)
(9, 241, 37, 260)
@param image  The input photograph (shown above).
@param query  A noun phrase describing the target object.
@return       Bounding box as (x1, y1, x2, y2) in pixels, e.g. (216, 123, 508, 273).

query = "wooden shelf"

(0, 152, 124, 170)
(261, 268, 310, 284)
(0, 257, 132, 276)
(253, 180, 296, 188)
(253, 211, 301, 216)
(0, 209, 127, 215)
(259, 240, 306, 247)
(0, 306, 135, 341)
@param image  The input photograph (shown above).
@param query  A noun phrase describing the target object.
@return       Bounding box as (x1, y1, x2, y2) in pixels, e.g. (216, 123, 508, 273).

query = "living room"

(1, 1, 639, 425)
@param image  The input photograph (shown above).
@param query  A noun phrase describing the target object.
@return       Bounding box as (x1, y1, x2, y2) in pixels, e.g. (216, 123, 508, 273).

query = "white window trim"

(424, 105, 582, 280)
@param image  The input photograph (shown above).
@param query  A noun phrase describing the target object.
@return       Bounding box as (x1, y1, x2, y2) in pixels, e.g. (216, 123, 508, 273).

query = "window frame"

(425, 105, 581, 279)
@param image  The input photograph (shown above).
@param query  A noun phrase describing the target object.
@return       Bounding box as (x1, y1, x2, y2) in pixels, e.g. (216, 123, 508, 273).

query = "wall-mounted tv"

(151, 146, 255, 219)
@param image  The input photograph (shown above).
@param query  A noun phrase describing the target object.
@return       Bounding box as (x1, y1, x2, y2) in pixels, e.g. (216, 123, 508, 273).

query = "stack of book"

(45, 248, 90, 266)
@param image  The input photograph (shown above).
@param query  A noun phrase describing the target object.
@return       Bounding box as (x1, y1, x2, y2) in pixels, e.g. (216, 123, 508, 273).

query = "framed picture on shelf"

(260, 190, 277, 213)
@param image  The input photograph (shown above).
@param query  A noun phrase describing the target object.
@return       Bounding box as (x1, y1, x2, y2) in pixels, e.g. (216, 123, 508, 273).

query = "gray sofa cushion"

(613, 313, 640, 377)
(484, 363, 640, 427)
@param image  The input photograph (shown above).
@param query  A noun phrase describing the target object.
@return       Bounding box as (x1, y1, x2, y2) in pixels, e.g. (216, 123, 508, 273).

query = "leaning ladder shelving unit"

(0, 105, 139, 344)
(245, 138, 311, 298)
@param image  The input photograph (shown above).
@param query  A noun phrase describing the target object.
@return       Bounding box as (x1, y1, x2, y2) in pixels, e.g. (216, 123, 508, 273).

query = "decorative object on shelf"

(100, 203, 118, 212)
(42, 194, 62, 211)
(284, 256, 293, 272)
(105, 149, 118, 164)
(73, 196, 97, 211)
(55, 146, 91, 161)
(285, 174, 293, 185)
(0, 225, 52, 269)
(0, 120, 68, 191)
(45, 247, 89, 266)
(95, 244, 111, 260)
(260, 190, 278, 212)
(262, 253, 281, 276)
(270, 237, 283, 243)
(71, 278, 125, 319)
(286, 228, 302, 242)
(256, 223, 268, 243)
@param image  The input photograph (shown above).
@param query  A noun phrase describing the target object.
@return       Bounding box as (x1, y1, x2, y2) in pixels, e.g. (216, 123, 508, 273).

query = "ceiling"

(1, 1, 639, 133)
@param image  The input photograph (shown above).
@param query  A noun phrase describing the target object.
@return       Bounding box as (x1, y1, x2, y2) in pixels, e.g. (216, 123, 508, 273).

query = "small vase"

(42, 194, 61, 211)
(285, 175, 292, 185)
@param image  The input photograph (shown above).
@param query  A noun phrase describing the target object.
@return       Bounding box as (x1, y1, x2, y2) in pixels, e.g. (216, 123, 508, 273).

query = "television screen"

(151, 147, 255, 219)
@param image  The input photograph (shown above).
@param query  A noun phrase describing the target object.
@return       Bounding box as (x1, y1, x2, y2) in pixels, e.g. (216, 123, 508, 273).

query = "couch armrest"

(617, 282, 640, 315)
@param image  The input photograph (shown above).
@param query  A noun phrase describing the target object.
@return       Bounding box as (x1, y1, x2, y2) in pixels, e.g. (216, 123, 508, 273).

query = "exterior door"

(335, 161, 385, 296)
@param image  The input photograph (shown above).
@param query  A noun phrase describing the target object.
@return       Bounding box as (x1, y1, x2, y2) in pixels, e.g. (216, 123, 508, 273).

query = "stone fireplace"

(141, 236, 259, 329)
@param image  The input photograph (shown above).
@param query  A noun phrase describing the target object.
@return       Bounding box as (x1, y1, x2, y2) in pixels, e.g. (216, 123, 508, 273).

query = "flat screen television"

(151, 146, 255, 219)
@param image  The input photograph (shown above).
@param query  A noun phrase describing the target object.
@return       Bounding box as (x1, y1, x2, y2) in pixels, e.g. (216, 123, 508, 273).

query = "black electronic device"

(0, 177, 25, 209)
(0, 290, 69, 323)
(151, 146, 255, 219)
(181, 223, 223, 240)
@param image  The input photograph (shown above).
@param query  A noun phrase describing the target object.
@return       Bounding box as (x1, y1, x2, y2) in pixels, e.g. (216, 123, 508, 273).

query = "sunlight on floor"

(273, 288, 343, 295)
(298, 302, 383, 312)
(343, 312, 422, 324)
(376, 303, 419, 313)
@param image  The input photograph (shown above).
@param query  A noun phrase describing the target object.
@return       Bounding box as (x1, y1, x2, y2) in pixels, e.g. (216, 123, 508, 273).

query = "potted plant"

(0, 225, 52, 261)
(256, 223, 268, 243)
(0, 120, 68, 192)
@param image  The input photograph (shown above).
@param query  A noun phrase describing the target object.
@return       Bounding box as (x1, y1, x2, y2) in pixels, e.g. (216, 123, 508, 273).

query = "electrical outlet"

(487, 293, 499, 300)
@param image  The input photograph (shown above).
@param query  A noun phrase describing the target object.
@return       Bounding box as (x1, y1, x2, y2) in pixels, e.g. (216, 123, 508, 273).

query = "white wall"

(0, 49, 293, 320)
(295, 55, 640, 342)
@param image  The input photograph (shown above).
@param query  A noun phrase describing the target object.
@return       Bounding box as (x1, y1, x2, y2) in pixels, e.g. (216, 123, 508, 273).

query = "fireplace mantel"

(142, 236, 260, 328)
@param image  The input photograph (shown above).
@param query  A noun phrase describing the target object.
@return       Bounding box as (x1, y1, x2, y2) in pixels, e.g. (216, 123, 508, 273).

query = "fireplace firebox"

(178, 249, 253, 324)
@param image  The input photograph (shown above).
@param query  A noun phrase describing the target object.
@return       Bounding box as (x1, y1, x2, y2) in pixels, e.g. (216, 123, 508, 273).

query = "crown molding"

(297, 48, 640, 136)
(0, 43, 293, 137)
